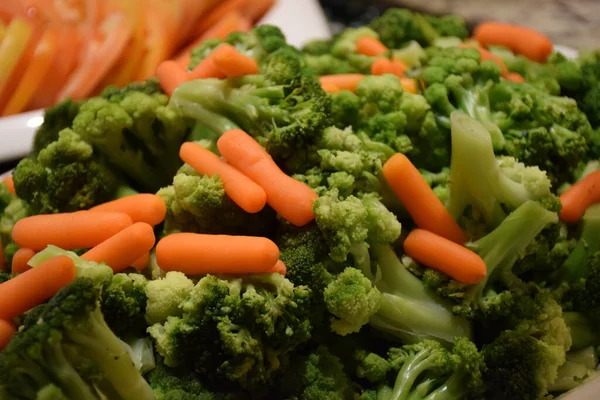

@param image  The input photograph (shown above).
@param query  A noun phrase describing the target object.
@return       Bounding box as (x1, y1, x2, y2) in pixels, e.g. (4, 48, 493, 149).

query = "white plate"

(0, 0, 332, 163)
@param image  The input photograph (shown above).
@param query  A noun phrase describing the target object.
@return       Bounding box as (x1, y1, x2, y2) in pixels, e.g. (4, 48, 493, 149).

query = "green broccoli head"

(369, 8, 440, 48)
(13, 129, 119, 215)
(145, 271, 195, 326)
(425, 14, 469, 39)
(324, 267, 382, 336)
(100, 272, 148, 338)
(32, 98, 81, 155)
(148, 273, 312, 390)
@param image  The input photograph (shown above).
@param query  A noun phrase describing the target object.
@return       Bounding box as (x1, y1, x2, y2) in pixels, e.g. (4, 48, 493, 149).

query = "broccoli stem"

(369, 244, 473, 345)
(549, 346, 599, 393)
(447, 112, 537, 226)
(171, 97, 239, 135)
(66, 307, 154, 400)
(466, 201, 558, 304)
(424, 372, 466, 400)
(47, 344, 98, 400)
(555, 203, 600, 282)
(563, 312, 599, 350)
(389, 348, 440, 400)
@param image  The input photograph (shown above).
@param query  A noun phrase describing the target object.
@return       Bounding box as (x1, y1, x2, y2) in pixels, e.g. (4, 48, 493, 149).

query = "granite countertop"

(388, 0, 600, 50)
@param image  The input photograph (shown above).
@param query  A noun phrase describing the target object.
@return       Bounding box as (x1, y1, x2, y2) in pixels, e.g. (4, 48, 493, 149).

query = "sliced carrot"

(211, 43, 259, 77)
(217, 129, 318, 227)
(404, 229, 486, 284)
(383, 153, 466, 244)
(82, 222, 156, 273)
(319, 74, 365, 92)
(473, 22, 553, 63)
(559, 171, 600, 223)
(0, 319, 16, 351)
(180, 142, 267, 213)
(157, 60, 190, 96)
(132, 252, 150, 271)
(268, 260, 286, 276)
(156, 233, 279, 275)
(2, 28, 60, 116)
(192, 0, 247, 38)
(12, 211, 133, 251)
(460, 43, 509, 77)
(11, 248, 35, 276)
(506, 72, 525, 83)
(0, 255, 75, 321)
(321, 81, 341, 93)
(2, 176, 14, 194)
(400, 78, 417, 94)
(356, 36, 388, 57)
(90, 194, 167, 226)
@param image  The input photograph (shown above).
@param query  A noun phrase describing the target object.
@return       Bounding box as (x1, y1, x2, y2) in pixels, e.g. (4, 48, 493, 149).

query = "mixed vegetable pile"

(1, 7, 600, 400)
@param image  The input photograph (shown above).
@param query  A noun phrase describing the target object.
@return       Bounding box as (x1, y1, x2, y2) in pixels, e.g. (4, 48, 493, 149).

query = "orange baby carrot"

(0, 319, 15, 351)
(268, 260, 286, 276)
(400, 78, 417, 94)
(0, 255, 75, 321)
(319, 74, 365, 92)
(355, 36, 388, 56)
(211, 43, 259, 77)
(321, 81, 341, 93)
(90, 194, 167, 226)
(12, 211, 133, 251)
(157, 60, 189, 96)
(2, 175, 14, 194)
(217, 129, 318, 227)
(156, 233, 279, 275)
(188, 53, 227, 80)
(371, 58, 394, 75)
(559, 171, 600, 223)
(82, 222, 156, 273)
(0, 238, 4, 272)
(404, 229, 486, 284)
(506, 72, 525, 83)
(474, 22, 553, 63)
(11, 248, 35, 275)
(180, 142, 267, 213)
(132, 252, 150, 271)
(383, 153, 466, 244)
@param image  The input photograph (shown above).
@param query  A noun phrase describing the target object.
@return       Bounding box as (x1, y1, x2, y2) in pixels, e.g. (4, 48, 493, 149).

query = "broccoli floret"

(0, 278, 154, 400)
(172, 46, 331, 161)
(425, 14, 469, 39)
(562, 51, 600, 129)
(447, 112, 557, 229)
(13, 129, 120, 215)
(102, 77, 164, 102)
(100, 273, 148, 338)
(157, 171, 276, 237)
(32, 98, 81, 155)
(148, 273, 312, 390)
(145, 271, 195, 327)
(353, 349, 392, 383)
(72, 88, 193, 191)
(369, 8, 440, 48)
(324, 267, 382, 335)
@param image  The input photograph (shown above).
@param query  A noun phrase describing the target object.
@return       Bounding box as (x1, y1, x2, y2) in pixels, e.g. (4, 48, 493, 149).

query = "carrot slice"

(2, 28, 60, 116)
(0, 255, 76, 321)
(383, 153, 466, 244)
(156, 233, 280, 275)
(404, 229, 487, 284)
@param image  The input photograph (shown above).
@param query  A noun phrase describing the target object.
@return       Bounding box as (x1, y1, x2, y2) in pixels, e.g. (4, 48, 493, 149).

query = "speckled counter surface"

(389, 0, 599, 50)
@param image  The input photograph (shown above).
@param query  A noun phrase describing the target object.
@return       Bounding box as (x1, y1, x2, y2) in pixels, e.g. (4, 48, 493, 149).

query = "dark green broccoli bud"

(100, 273, 148, 338)
(13, 129, 119, 215)
(32, 98, 80, 155)
(302, 38, 332, 55)
(324, 267, 382, 335)
(425, 14, 469, 39)
(148, 273, 312, 390)
(369, 8, 440, 48)
(101, 77, 164, 102)
(562, 51, 600, 130)
(353, 349, 392, 383)
(157, 172, 276, 237)
(0, 278, 154, 400)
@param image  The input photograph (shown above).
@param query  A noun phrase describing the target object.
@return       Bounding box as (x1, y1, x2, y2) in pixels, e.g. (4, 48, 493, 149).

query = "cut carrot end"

(268, 260, 286, 276)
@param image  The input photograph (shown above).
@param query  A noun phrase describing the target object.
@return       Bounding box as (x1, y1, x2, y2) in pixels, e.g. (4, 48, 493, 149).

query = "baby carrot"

(268, 260, 286, 276)
(179, 142, 267, 213)
(321, 81, 341, 93)
(211, 43, 259, 77)
(371, 58, 394, 75)
(90, 194, 167, 226)
(82, 222, 156, 273)
(217, 129, 318, 227)
(383, 153, 466, 244)
(400, 78, 417, 94)
(11, 248, 35, 275)
(132, 252, 150, 271)
(2, 175, 14, 194)
(559, 171, 600, 223)
(404, 229, 486, 284)
(0, 238, 4, 272)
(356, 36, 388, 56)
(156, 233, 280, 275)
(506, 72, 525, 83)
(188, 53, 227, 80)
(12, 211, 133, 251)
(0, 255, 75, 321)
(157, 60, 189, 96)
(319, 74, 365, 92)
(473, 22, 553, 63)
(0, 319, 16, 351)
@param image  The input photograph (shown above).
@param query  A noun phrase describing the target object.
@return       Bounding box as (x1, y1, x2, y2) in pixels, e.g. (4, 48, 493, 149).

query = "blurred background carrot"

(0, 0, 278, 116)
